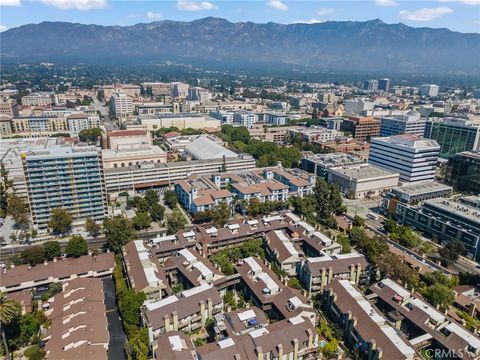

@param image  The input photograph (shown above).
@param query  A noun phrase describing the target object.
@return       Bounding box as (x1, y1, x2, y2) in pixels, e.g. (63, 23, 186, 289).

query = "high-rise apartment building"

(378, 78, 390, 92)
(369, 135, 440, 184)
(22, 144, 107, 231)
(111, 92, 133, 119)
(380, 110, 426, 137)
(424, 116, 480, 158)
(171, 82, 189, 98)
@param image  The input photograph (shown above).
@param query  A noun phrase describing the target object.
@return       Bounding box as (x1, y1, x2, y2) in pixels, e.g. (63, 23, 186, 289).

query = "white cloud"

(316, 8, 334, 16)
(146, 11, 161, 19)
(437, 0, 479, 4)
(400, 7, 453, 21)
(292, 19, 324, 24)
(176, 0, 217, 11)
(375, 0, 398, 7)
(0, 25, 8, 32)
(40, 0, 107, 10)
(267, 0, 288, 11)
(0, 0, 21, 6)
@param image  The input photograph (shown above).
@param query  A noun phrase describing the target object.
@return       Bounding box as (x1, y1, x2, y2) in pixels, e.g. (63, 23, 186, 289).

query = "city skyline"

(1, 0, 480, 34)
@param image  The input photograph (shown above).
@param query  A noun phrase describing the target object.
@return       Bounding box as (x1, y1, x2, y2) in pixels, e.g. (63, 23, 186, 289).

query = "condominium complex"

(419, 84, 440, 97)
(379, 110, 426, 137)
(369, 135, 440, 184)
(424, 116, 480, 158)
(21, 92, 53, 106)
(22, 143, 108, 231)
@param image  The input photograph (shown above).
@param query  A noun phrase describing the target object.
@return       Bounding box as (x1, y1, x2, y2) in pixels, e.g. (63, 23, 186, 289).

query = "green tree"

(163, 190, 178, 209)
(43, 241, 61, 261)
(211, 201, 230, 227)
(336, 234, 352, 254)
(65, 235, 88, 258)
(149, 203, 165, 222)
(85, 217, 101, 238)
(166, 208, 187, 235)
(132, 211, 152, 230)
(348, 226, 368, 246)
(24, 345, 45, 360)
(127, 327, 149, 360)
(439, 240, 465, 266)
(287, 278, 302, 290)
(21, 246, 45, 265)
(424, 284, 455, 309)
(0, 292, 20, 360)
(144, 190, 159, 207)
(78, 128, 102, 142)
(6, 193, 29, 228)
(48, 208, 72, 235)
(103, 216, 135, 253)
(353, 215, 365, 227)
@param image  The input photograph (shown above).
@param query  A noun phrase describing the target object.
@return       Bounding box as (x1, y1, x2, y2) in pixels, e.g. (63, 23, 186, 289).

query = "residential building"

(380, 110, 426, 137)
(287, 126, 343, 143)
(378, 78, 390, 92)
(301, 152, 365, 179)
(394, 196, 480, 260)
(111, 92, 133, 118)
(175, 175, 233, 214)
(381, 182, 452, 215)
(424, 116, 480, 158)
(369, 135, 440, 184)
(0, 253, 114, 293)
(264, 229, 303, 276)
(21, 92, 53, 106)
(103, 84, 141, 99)
(141, 82, 171, 97)
(66, 113, 100, 135)
(340, 116, 381, 141)
(171, 82, 189, 98)
(323, 279, 417, 360)
(103, 154, 256, 193)
(248, 124, 291, 144)
(453, 285, 480, 319)
(344, 99, 374, 115)
(22, 143, 108, 231)
(263, 112, 289, 126)
(139, 114, 221, 130)
(327, 164, 399, 199)
(419, 84, 439, 97)
(195, 315, 320, 360)
(370, 278, 480, 360)
(233, 111, 259, 128)
(122, 240, 170, 301)
(446, 151, 480, 193)
(152, 331, 195, 360)
(43, 278, 109, 360)
(300, 252, 367, 294)
(142, 284, 223, 339)
(188, 87, 211, 102)
(209, 110, 235, 124)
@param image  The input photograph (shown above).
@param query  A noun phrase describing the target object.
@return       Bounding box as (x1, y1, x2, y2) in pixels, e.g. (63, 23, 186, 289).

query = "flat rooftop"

(425, 197, 480, 225)
(393, 182, 452, 196)
(330, 164, 399, 180)
(302, 152, 365, 167)
(372, 134, 440, 150)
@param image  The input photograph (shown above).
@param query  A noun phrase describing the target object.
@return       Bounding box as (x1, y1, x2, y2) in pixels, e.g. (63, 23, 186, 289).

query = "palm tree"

(0, 292, 20, 360)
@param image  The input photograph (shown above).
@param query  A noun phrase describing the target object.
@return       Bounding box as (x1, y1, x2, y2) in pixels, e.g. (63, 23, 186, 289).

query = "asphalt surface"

(103, 277, 127, 360)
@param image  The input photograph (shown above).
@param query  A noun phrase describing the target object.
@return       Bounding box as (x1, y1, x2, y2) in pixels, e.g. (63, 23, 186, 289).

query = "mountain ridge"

(2, 17, 479, 74)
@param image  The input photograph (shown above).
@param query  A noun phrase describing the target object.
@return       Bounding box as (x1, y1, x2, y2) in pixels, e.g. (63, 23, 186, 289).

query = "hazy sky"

(1, 0, 479, 33)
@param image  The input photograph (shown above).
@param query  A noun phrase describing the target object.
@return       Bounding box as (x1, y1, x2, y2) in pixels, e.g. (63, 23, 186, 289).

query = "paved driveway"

(103, 277, 127, 360)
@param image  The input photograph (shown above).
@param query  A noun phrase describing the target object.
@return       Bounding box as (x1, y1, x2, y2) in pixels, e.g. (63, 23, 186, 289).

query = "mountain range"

(1, 17, 479, 74)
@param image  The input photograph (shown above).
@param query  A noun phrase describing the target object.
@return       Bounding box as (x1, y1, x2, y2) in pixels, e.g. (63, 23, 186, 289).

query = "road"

(0, 229, 166, 264)
(103, 277, 127, 360)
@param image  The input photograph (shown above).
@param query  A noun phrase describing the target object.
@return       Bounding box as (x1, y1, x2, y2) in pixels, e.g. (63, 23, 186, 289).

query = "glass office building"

(424, 117, 480, 159)
(22, 144, 108, 231)
(446, 151, 480, 194)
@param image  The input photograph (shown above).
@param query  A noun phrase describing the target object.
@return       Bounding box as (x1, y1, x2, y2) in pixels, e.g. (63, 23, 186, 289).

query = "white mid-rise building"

(111, 92, 133, 119)
(233, 111, 259, 128)
(369, 135, 440, 184)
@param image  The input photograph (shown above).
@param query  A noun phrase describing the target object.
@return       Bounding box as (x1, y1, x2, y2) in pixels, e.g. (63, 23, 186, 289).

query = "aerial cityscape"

(0, 1, 480, 360)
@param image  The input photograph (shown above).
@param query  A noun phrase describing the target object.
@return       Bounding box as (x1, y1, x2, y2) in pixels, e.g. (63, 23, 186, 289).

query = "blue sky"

(1, 0, 479, 33)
